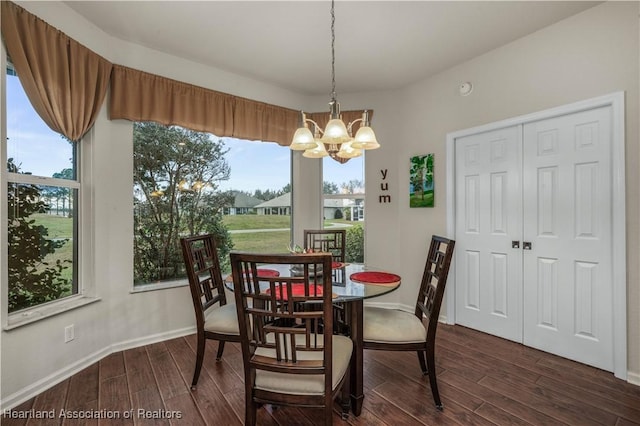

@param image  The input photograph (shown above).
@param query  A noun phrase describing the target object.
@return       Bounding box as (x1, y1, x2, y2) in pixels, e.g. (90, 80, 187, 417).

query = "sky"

(6, 74, 74, 176)
(6, 72, 364, 192)
(218, 137, 364, 193)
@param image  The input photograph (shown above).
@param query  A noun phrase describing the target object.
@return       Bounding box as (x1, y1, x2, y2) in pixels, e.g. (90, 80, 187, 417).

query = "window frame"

(1, 44, 98, 330)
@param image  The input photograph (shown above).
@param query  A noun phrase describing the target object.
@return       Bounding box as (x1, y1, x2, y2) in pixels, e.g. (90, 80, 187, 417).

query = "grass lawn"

(16, 214, 75, 282)
(24, 213, 355, 273)
(223, 215, 291, 230)
(229, 230, 291, 253)
(29, 213, 294, 256)
(31, 213, 74, 238)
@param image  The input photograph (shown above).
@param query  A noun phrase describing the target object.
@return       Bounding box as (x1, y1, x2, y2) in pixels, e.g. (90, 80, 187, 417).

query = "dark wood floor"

(3, 324, 640, 425)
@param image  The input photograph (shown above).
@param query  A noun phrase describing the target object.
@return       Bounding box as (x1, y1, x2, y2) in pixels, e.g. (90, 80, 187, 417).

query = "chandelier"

(289, 0, 379, 163)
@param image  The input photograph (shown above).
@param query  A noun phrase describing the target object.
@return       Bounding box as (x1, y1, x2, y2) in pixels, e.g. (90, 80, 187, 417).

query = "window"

(132, 124, 291, 288)
(218, 137, 292, 255)
(132, 122, 233, 286)
(323, 156, 365, 263)
(4, 60, 80, 314)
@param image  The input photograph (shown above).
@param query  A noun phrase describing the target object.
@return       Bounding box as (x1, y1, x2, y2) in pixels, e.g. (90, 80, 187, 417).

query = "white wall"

(341, 1, 639, 378)
(1, 0, 638, 408)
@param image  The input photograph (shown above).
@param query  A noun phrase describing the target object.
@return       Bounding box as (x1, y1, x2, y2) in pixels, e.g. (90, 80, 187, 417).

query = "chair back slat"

(180, 234, 228, 319)
(415, 236, 455, 341)
(304, 229, 346, 263)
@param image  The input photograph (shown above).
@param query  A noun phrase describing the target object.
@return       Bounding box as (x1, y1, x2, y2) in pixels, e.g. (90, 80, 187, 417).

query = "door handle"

(523, 242, 532, 250)
(512, 241, 520, 249)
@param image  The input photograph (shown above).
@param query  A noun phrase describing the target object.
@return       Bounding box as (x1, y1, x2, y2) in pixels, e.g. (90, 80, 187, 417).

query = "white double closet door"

(454, 106, 614, 371)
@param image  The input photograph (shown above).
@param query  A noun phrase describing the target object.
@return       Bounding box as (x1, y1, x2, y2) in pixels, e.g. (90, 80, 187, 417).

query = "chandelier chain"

(330, 0, 336, 102)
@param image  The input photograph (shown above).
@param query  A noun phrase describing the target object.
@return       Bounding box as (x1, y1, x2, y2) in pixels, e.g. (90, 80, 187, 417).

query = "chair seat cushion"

(203, 303, 239, 335)
(254, 334, 353, 396)
(363, 306, 427, 344)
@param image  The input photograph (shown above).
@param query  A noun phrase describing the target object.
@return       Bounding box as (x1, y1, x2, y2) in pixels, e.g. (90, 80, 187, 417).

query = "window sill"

(4, 296, 101, 331)
(130, 279, 188, 294)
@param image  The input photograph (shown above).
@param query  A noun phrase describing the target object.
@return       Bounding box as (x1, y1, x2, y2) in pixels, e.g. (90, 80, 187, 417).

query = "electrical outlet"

(64, 324, 74, 343)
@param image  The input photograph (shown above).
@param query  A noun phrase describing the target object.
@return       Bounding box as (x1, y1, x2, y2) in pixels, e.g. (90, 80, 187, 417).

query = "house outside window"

(223, 191, 262, 215)
(4, 60, 80, 314)
(323, 156, 365, 263)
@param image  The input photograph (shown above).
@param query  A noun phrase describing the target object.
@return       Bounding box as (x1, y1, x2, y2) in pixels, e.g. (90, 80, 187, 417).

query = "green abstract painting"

(409, 154, 434, 208)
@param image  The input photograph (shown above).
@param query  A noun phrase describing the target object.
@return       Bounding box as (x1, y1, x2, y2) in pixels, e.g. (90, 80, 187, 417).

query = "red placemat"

(254, 269, 280, 277)
(265, 283, 325, 301)
(332, 261, 348, 269)
(350, 271, 401, 285)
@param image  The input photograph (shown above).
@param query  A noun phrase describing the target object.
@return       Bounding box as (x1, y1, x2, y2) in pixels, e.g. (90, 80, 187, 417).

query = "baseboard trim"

(110, 326, 195, 354)
(1, 326, 196, 411)
(627, 371, 640, 386)
(1, 346, 111, 412)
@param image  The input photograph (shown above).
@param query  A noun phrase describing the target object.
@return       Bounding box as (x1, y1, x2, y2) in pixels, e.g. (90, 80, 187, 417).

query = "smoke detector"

(459, 82, 473, 96)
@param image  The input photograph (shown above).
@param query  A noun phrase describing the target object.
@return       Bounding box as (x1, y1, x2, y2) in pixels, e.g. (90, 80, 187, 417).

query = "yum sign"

(379, 169, 391, 203)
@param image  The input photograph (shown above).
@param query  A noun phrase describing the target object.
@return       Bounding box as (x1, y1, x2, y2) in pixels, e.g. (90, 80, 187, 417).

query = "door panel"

(455, 126, 523, 342)
(522, 106, 613, 370)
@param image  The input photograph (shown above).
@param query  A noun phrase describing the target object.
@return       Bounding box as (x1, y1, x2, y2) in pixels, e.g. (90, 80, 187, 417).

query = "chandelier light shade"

(289, 0, 379, 163)
(336, 141, 362, 159)
(289, 113, 317, 151)
(321, 118, 351, 144)
(302, 141, 328, 158)
(351, 110, 380, 149)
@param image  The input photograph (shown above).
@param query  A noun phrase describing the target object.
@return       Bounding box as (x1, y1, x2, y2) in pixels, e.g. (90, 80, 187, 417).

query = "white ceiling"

(65, 1, 600, 96)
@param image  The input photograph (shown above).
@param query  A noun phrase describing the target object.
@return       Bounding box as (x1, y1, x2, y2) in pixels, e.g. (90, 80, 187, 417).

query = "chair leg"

(324, 401, 333, 426)
(216, 340, 226, 361)
(246, 399, 258, 426)
(426, 346, 442, 410)
(339, 365, 351, 420)
(191, 334, 206, 390)
(333, 302, 348, 335)
(417, 350, 427, 375)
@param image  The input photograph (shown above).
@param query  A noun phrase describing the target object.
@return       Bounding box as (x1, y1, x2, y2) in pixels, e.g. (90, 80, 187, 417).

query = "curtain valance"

(110, 66, 301, 146)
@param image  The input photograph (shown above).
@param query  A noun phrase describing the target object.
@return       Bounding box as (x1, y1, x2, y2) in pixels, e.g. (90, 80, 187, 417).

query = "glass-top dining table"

(225, 262, 401, 416)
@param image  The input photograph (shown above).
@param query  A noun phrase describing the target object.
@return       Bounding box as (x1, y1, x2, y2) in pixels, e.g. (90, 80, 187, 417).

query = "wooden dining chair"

(362, 235, 455, 410)
(230, 252, 353, 426)
(303, 229, 346, 263)
(180, 234, 240, 390)
(304, 229, 349, 333)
